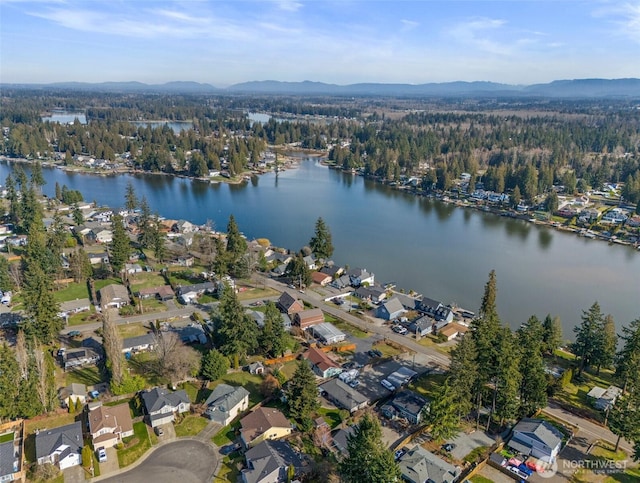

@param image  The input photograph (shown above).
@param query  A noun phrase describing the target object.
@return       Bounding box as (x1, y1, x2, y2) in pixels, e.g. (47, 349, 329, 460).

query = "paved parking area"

(97, 446, 120, 475)
(445, 430, 496, 462)
(62, 464, 87, 483)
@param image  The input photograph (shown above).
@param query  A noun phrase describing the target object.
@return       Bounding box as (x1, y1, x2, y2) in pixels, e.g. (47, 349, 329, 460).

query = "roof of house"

(381, 297, 405, 315)
(303, 347, 340, 373)
(35, 421, 83, 460)
(0, 440, 16, 478)
(394, 293, 421, 310)
(99, 284, 129, 304)
(88, 403, 133, 440)
(277, 292, 302, 311)
(59, 298, 91, 312)
(204, 384, 250, 423)
(310, 323, 345, 343)
(392, 390, 430, 418)
(175, 282, 215, 297)
(122, 333, 155, 351)
(311, 271, 332, 284)
(319, 379, 368, 411)
(142, 387, 190, 414)
(399, 445, 459, 483)
(295, 308, 324, 323)
(332, 426, 356, 454)
(511, 418, 563, 450)
(60, 383, 87, 400)
(319, 265, 342, 277)
(242, 440, 304, 483)
(240, 407, 291, 444)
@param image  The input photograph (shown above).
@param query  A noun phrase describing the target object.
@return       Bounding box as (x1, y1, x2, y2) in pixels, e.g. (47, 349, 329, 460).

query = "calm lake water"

(1, 158, 638, 335)
(41, 111, 87, 124)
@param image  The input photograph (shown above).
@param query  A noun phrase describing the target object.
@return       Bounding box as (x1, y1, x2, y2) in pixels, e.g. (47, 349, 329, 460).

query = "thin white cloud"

(401, 19, 419, 31)
(449, 17, 511, 55)
(619, 3, 640, 42)
(275, 0, 303, 12)
(593, 2, 640, 43)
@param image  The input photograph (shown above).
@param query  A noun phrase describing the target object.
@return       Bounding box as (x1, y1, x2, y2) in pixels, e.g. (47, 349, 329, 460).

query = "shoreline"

(2, 154, 638, 251)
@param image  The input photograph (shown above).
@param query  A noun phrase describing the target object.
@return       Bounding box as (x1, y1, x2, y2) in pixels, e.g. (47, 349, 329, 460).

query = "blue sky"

(1, 0, 639, 86)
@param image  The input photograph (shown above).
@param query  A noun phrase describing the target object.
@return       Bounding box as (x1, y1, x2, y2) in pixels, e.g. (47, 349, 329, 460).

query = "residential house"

(310, 323, 346, 345)
(601, 208, 628, 225)
(177, 255, 195, 267)
(122, 333, 155, 354)
(347, 268, 374, 287)
(330, 274, 351, 290)
(294, 308, 324, 330)
(508, 418, 564, 463)
(204, 384, 250, 425)
(178, 324, 207, 344)
(439, 323, 468, 341)
(62, 347, 101, 371)
(586, 385, 623, 411)
(311, 271, 332, 286)
(98, 284, 130, 309)
(0, 420, 24, 482)
(35, 422, 83, 470)
(242, 440, 306, 483)
(248, 362, 265, 375)
(124, 263, 143, 275)
(407, 315, 435, 337)
(137, 285, 175, 301)
(627, 216, 640, 227)
(418, 297, 454, 323)
(240, 407, 292, 448)
(394, 293, 422, 311)
(303, 255, 317, 270)
(172, 220, 196, 234)
(58, 298, 91, 319)
(175, 282, 215, 304)
(87, 251, 109, 265)
(303, 347, 343, 378)
(398, 445, 460, 483)
(276, 292, 304, 315)
(331, 426, 356, 456)
(389, 390, 429, 424)
(58, 383, 87, 408)
(319, 379, 368, 414)
(87, 402, 134, 449)
(141, 387, 191, 428)
(93, 229, 113, 244)
(249, 310, 266, 328)
(375, 297, 406, 321)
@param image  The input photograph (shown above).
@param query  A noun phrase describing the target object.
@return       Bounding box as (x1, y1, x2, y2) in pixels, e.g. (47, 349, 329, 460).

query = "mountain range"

(4, 78, 640, 98)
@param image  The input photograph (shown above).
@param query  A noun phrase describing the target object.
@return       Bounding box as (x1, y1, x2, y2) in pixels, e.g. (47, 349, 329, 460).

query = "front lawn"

(372, 341, 403, 358)
(179, 381, 212, 404)
(236, 285, 279, 301)
(139, 298, 168, 313)
(67, 309, 100, 326)
(408, 373, 448, 400)
(94, 278, 123, 291)
(174, 415, 208, 437)
(54, 282, 90, 302)
(117, 421, 151, 467)
(212, 421, 240, 446)
(591, 442, 629, 462)
(325, 315, 370, 338)
(316, 407, 343, 429)
(216, 454, 242, 482)
(118, 323, 152, 339)
(128, 273, 167, 291)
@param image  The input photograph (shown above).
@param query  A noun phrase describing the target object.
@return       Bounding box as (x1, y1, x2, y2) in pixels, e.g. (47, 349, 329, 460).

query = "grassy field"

(555, 367, 615, 421)
(592, 442, 629, 462)
(236, 285, 279, 301)
(128, 273, 167, 291)
(118, 323, 152, 339)
(316, 407, 343, 429)
(94, 278, 123, 291)
(117, 421, 151, 467)
(67, 308, 100, 326)
(66, 366, 103, 386)
(408, 373, 448, 400)
(0, 432, 13, 444)
(372, 341, 403, 358)
(211, 372, 263, 405)
(139, 298, 168, 313)
(470, 476, 493, 483)
(53, 282, 90, 302)
(324, 315, 371, 338)
(174, 415, 208, 437)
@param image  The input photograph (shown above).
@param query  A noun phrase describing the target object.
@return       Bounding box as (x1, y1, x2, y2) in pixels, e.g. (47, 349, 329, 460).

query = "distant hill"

(3, 78, 640, 98)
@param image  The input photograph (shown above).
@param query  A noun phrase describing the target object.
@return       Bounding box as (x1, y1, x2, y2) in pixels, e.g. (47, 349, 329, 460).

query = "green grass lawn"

(316, 407, 343, 429)
(179, 381, 212, 404)
(211, 373, 263, 405)
(53, 282, 90, 302)
(66, 366, 103, 386)
(325, 315, 370, 338)
(212, 421, 240, 446)
(604, 468, 640, 483)
(127, 352, 166, 387)
(94, 278, 124, 291)
(554, 367, 615, 421)
(216, 454, 242, 482)
(373, 341, 403, 357)
(118, 323, 152, 339)
(408, 373, 448, 400)
(140, 298, 168, 313)
(66, 308, 100, 326)
(236, 286, 279, 301)
(117, 421, 151, 467)
(128, 273, 167, 291)
(174, 415, 208, 438)
(470, 476, 493, 483)
(0, 432, 14, 443)
(592, 442, 629, 462)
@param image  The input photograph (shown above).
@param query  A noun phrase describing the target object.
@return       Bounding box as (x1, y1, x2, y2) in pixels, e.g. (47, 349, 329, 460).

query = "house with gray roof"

(330, 274, 351, 290)
(389, 390, 430, 424)
(508, 418, 564, 463)
(331, 426, 356, 456)
(276, 292, 304, 315)
(58, 298, 91, 319)
(122, 333, 155, 354)
(0, 421, 24, 482)
(398, 445, 460, 483)
(319, 379, 368, 414)
(204, 384, 250, 426)
(407, 315, 435, 337)
(58, 383, 87, 408)
(586, 385, 623, 411)
(242, 440, 305, 483)
(142, 387, 191, 427)
(98, 284, 130, 309)
(375, 297, 406, 320)
(35, 421, 83, 470)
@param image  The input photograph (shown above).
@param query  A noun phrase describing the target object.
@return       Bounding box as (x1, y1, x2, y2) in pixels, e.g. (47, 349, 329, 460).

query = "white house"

(142, 387, 191, 427)
(204, 384, 250, 426)
(508, 418, 563, 463)
(35, 422, 83, 470)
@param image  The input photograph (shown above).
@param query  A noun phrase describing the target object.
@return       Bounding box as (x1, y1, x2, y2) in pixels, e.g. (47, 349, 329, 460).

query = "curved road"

(98, 440, 217, 483)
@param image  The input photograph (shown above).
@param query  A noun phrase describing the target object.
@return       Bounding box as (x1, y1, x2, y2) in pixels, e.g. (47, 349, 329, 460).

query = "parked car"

(348, 379, 360, 388)
(508, 466, 529, 480)
(220, 443, 241, 455)
(68, 330, 81, 338)
(154, 426, 164, 436)
(381, 379, 395, 391)
(394, 448, 407, 461)
(441, 443, 456, 452)
(97, 447, 107, 463)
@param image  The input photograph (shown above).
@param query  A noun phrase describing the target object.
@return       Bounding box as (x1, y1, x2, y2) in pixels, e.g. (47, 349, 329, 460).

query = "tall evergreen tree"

(608, 386, 640, 452)
(0, 343, 20, 420)
(103, 310, 123, 387)
(0, 257, 13, 292)
(286, 360, 319, 432)
(214, 285, 258, 360)
(338, 412, 401, 483)
(30, 161, 46, 193)
(309, 217, 334, 259)
(261, 302, 287, 358)
(137, 197, 155, 249)
(542, 314, 563, 355)
(517, 316, 548, 416)
(124, 181, 138, 212)
(493, 327, 522, 426)
(594, 314, 617, 375)
(201, 349, 229, 381)
(615, 318, 640, 393)
(425, 379, 461, 441)
(286, 253, 312, 288)
(573, 302, 604, 376)
(447, 334, 478, 418)
(109, 212, 131, 273)
(225, 214, 247, 262)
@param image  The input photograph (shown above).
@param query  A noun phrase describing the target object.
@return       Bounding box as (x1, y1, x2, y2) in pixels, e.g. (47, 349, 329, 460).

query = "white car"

(97, 447, 107, 463)
(381, 379, 395, 391)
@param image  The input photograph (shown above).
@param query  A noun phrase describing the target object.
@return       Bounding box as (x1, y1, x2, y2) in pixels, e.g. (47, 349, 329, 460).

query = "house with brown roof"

(240, 407, 292, 448)
(294, 308, 324, 330)
(311, 271, 332, 286)
(137, 285, 175, 301)
(98, 284, 130, 309)
(302, 347, 342, 378)
(439, 322, 469, 341)
(87, 402, 134, 448)
(276, 292, 304, 315)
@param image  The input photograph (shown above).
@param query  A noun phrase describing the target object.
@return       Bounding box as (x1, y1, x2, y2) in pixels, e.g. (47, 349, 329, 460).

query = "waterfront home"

(330, 274, 351, 290)
(88, 402, 134, 448)
(601, 208, 628, 225)
(303, 255, 317, 270)
(204, 384, 250, 425)
(172, 220, 196, 234)
(508, 418, 563, 463)
(398, 445, 460, 483)
(319, 264, 344, 278)
(347, 267, 374, 287)
(586, 385, 623, 411)
(311, 271, 332, 286)
(439, 323, 468, 340)
(408, 315, 435, 337)
(240, 407, 292, 448)
(294, 308, 324, 330)
(303, 347, 342, 378)
(418, 297, 454, 323)
(35, 421, 83, 470)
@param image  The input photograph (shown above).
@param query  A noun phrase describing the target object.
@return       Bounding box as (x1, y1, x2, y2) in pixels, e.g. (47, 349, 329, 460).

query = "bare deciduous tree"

(15, 330, 29, 380)
(33, 340, 56, 412)
(152, 331, 200, 384)
(102, 309, 123, 386)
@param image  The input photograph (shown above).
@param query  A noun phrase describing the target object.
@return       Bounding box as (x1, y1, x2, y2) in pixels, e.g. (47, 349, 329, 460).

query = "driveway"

(62, 464, 87, 483)
(97, 440, 217, 483)
(445, 430, 496, 462)
(97, 446, 120, 475)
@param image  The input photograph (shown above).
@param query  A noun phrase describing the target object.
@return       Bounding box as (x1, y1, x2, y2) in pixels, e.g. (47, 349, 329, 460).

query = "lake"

(41, 110, 87, 124)
(1, 158, 638, 336)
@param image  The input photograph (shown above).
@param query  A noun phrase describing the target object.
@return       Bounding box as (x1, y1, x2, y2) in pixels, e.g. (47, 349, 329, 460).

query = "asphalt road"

(98, 440, 217, 483)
